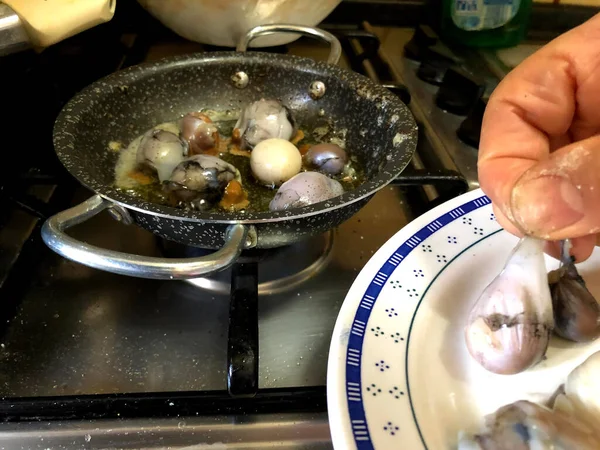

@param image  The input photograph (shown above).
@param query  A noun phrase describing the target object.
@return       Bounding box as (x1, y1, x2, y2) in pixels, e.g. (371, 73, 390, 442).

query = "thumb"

(510, 135, 600, 240)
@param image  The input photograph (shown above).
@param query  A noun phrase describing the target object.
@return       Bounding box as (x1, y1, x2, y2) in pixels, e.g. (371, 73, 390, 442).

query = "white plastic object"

(3, 0, 115, 48)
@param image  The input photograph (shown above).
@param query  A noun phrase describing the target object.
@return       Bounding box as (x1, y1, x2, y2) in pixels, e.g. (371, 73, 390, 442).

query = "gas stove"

(0, 2, 541, 448)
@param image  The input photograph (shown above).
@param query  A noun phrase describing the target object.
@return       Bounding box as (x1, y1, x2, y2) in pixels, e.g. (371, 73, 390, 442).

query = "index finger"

(478, 13, 600, 224)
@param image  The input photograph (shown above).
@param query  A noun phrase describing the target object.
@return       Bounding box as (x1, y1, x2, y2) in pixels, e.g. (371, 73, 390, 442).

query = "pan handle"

(41, 195, 249, 280)
(236, 24, 342, 65)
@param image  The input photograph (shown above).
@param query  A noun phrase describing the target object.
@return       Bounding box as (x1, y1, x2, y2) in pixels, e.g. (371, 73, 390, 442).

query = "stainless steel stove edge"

(0, 412, 332, 449)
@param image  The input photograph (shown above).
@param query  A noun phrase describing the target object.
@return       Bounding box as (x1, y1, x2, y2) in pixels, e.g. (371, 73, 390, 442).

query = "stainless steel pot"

(41, 24, 418, 280)
(136, 0, 342, 47)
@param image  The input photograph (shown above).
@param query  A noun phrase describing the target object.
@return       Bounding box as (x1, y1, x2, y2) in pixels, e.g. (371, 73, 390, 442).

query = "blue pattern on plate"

(344, 195, 493, 449)
(375, 360, 390, 372)
(383, 421, 400, 436)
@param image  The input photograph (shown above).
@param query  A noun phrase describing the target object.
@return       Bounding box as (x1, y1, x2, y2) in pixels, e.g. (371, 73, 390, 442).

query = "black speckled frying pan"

(41, 24, 418, 280)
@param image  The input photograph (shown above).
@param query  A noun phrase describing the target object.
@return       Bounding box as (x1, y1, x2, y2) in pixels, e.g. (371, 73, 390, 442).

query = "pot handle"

(41, 195, 249, 280)
(236, 24, 342, 65)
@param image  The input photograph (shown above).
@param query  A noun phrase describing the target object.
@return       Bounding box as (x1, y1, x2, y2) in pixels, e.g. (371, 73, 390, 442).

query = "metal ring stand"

(184, 230, 335, 296)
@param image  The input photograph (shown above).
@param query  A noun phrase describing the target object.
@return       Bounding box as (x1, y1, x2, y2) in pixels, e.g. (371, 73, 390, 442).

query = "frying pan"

(41, 24, 418, 280)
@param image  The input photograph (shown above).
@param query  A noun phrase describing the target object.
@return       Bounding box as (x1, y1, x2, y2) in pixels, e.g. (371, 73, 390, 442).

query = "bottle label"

(451, 0, 520, 31)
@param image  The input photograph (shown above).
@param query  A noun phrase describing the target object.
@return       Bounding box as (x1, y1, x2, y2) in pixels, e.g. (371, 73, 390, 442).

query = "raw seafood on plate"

(465, 238, 600, 376)
(459, 351, 600, 449)
(462, 237, 600, 448)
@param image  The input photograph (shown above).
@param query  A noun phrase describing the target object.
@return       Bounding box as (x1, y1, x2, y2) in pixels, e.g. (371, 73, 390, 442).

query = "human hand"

(478, 13, 600, 262)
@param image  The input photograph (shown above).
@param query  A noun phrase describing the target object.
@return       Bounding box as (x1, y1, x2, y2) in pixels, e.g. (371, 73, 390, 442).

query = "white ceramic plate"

(327, 188, 600, 450)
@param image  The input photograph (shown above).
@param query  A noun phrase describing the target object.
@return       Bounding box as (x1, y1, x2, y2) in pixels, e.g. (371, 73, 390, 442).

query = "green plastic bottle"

(439, 0, 533, 48)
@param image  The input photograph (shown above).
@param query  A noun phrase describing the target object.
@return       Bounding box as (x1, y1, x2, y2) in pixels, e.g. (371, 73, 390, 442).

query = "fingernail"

(511, 175, 584, 236)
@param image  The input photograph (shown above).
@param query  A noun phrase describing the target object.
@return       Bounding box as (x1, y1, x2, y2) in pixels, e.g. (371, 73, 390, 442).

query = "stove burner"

(158, 231, 335, 295)
(193, 231, 333, 295)
(159, 231, 336, 398)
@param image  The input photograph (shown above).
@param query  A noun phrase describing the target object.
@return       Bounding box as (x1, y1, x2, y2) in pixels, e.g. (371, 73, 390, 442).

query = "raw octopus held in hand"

(113, 98, 365, 213)
(465, 238, 600, 376)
